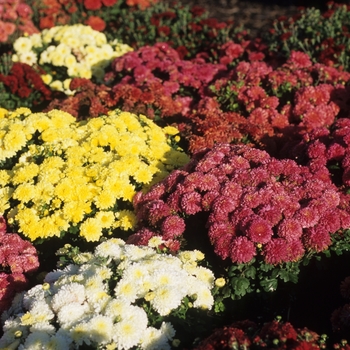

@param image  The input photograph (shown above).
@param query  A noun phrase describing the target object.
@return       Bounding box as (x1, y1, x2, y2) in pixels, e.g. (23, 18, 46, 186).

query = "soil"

(161, 0, 339, 38)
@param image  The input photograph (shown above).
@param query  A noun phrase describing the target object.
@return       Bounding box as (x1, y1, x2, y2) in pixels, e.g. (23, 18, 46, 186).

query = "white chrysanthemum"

(21, 331, 51, 349)
(192, 284, 214, 310)
(104, 299, 131, 320)
(122, 244, 155, 261)
(70, 322, 91, 347)
(22, 285, 47, 309)
(191, 266, 215, 288)
(87, 315, 114, 344)
(29, 322, 56, 335)
(95, 238, 124, 260)
(0, 320, 28, 348)
(160, 322, 176, 341)
(56, 302, 91, 328)
(114, 279, 138, 303)
(150, 286, 184, 316)
(140, 327, 170, 350)
(51, 283, 86, 312)
(114, 319, 144, 350)
(46, 333, 72, 349)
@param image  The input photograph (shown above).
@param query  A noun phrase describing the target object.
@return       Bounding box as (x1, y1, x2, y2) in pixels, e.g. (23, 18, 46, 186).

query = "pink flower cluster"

(0, 216, 39, 314)
(0, 0, 38, 43)
(129, 144, 350, 265)
(108, 42, 226, 119)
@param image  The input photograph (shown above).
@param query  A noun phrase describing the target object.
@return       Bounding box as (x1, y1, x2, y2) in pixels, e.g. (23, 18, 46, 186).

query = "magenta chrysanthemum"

(161, 215, 186, 240)
(246, 217, 273, 244)
(230, 237, 256, 264)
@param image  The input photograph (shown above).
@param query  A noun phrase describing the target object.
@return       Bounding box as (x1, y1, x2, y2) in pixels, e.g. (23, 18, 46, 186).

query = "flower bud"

(215, 277, 226, 288)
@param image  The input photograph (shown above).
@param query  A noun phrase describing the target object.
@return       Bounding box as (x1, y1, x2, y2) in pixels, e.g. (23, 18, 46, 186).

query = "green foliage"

(104, 2, 245, 60)
(261, 3, 350, 70)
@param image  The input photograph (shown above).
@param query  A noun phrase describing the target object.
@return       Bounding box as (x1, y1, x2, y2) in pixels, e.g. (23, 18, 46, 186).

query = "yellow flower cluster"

(12, 24, 133, 93)
(0, 108, 189, 242)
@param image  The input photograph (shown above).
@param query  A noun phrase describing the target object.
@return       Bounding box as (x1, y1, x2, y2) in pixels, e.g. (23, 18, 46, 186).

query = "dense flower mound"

(0, 61, 55, 111)
(0, 107, 189, 243)
(189, 51, 350, 154)
(0, 237, 215, 349)
(0, 216, 39, 315)
(0, 0, 38, 44)
(280, 116, 350, 190)
(11, 24, 133, 94)
(108, 42, 227, 118)
(193, 318, 333, 350)
(130, 143, 350, 265)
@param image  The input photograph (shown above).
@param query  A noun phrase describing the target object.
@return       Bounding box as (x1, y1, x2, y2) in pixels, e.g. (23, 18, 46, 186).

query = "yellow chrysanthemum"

(80, 218, 103, 242)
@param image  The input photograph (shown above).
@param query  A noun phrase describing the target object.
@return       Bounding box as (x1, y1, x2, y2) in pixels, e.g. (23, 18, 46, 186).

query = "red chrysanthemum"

(84, 0, 102, 10)
(230, 236, 256, 264)
(85, 16, 106, 32)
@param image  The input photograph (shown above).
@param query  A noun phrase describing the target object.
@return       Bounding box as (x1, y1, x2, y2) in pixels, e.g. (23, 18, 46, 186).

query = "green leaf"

(260, 278, 278, 292)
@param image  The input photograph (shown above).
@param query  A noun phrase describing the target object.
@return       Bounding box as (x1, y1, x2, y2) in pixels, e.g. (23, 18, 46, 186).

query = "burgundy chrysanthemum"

(229, 236, 256, 264)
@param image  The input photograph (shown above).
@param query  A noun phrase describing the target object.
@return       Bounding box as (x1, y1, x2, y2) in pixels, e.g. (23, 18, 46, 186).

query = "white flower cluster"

(0, 238, 215, 349)
(12, 24, 133, 93)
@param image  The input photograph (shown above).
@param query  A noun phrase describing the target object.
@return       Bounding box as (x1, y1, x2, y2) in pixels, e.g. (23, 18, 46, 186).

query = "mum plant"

(0, 216, 39, 315)
(129, 143, 350, 299)
(0, 0, 38, 46)
(0, 107, 189, 246)
(0, 57, 55, 112)
(261, 2, 350, 71)
(11, 24, 132, 94)
(0, 237, 218, 349)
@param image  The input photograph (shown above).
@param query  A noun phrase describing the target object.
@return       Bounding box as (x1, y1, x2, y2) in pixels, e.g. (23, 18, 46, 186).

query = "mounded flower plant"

(0, 107, 189, 246)
(0, 237, 218, 349)
(129, 143, 350, 299)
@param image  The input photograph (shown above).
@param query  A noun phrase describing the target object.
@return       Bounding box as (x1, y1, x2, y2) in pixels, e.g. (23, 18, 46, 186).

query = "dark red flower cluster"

(129, 143, 350, 265)
(0, 62, 54, 111)
(194, 319, 327, 350)
(44, 77, 112, 119)
(0, 216, 39, 314)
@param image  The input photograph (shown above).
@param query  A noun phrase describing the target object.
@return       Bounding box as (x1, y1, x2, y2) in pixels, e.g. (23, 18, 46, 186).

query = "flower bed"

(1, 0, 350, 349)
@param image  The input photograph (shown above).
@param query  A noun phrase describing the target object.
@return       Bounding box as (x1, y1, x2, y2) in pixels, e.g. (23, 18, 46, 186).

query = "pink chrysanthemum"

(201, 190, 220, 211)
(293, 206, 320, 228)
(277, 218, 303, 241)
(230, 236, 256, 264)
(303, 226, 332, 252)
(161, 215, 186, 240)
(180, 191, 202, 215)
(246, 218, 273, 244)
(264, 238, 289, 265)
